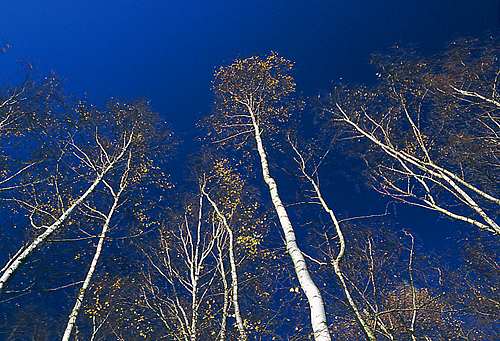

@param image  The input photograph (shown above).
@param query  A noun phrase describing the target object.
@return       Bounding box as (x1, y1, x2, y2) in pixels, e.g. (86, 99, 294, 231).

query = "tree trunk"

(312, 177, 376, 341)
(289, 139, 376, 341)
(216, 239, 229, 341)
(203, 190, 248, 340)
(0, 134, 132, 294)
(249, 111, 331, 341)
(61, 188, 121, 341)
(0, 174, 104, 294)
(332, 261, 376, 341)
(227, 227, 247, 340)
(318, 192, 376, 341)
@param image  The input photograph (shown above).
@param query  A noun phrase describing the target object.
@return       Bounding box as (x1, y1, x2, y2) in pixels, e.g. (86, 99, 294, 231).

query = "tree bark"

(249, 109, 331, 341)
(335, 103, 500, 235)
(216, 238, 229, 341)
(61, 187, 122, 341)
(0, 173, 104, 294)
(289, 139, 376, 341)
(203, 190, 247, 340)
(0, 134, 132, 294)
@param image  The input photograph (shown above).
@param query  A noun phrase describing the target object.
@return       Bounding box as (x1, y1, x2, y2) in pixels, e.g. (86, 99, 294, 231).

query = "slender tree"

(201, 159, 251, 340)
(0, 99, 162, 294)
(60, 99, 171, 340)
(288, 135, 376, 340)
(141, 182, 221, 341)
(62, 152, 132, 340)
(0, 130, 133, 294)
(211, 53, 331, 341)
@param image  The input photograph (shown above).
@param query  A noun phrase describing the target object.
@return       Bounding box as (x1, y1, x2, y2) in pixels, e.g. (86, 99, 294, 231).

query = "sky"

(2, 0, 498, 133)
(1, 1, 499, 247)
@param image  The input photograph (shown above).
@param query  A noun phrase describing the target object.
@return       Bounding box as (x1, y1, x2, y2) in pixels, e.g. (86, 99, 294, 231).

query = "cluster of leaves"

(207, 52, 298, 153)
(83, 275, 157, 339)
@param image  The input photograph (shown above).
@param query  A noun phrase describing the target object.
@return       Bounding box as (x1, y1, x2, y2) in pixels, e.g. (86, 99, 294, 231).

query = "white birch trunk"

(249, 110, 331, 341)
(0, 173, 104, 294)
(226, 227, 247, 340)
(190, 276, 198, 341)
(203, 190, 247, 340)
(216, 239, 229, 341)
(313, 184, 376, 341)
(404, 231, 418, 341)
(61, 187, 122, 341)
(0, 134, 132, 294)
(289, 140, 376, 340)
(189, 192, 204, 341)
(331, 262, 376, 340)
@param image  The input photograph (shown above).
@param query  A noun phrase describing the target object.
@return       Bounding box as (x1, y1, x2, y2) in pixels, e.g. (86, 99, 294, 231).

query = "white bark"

(189, 193, 204, 341)
(334, 103, 500, 235)
(203, 189, 247, 340)
(404, 231, 418, 341)
(226, 226, 246, 339)
(216, 236, 229, 341)
(248, 107, 331, 341)
(142, 189, 219, 340)
(0, 133, 132, 294)
(0, 173, 103, 294)
(61, 189, 121, 341)
(61, 152, 131, 341)
(289, 139, 376, 341)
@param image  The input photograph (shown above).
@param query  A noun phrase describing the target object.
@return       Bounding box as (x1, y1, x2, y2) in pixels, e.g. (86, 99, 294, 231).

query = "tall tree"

(60, 99, 170, 339)
(61, 152, 132, 340)
(201, 158, 261, 340)
(210, 53, 331, 341)
(0, 118, 132, 294)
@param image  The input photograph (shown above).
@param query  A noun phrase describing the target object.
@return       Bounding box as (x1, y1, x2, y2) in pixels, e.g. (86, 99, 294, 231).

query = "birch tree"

(0, 99, 159, 294)
(200, 158, 261, 340)
(59, 99, 168, 339)
(322, 227, 465, 340)
(210, 53, 331, 340)
(0, 132, 132, 294)
(0, 73, 56, 287)
(326, 39, 499, 235)
(215, 232, 230, 341)
(61, 151, 132, 340)
(141, 182, 222, 340)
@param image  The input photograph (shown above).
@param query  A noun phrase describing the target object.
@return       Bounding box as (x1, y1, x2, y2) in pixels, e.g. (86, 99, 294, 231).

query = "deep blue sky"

(2, 0, 498, 132)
